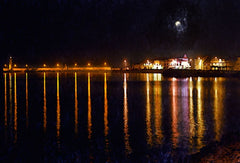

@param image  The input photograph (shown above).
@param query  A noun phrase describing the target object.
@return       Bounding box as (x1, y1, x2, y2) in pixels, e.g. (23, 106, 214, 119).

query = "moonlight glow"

(168, 9, 188, 36)
(175, 21, 181, 27)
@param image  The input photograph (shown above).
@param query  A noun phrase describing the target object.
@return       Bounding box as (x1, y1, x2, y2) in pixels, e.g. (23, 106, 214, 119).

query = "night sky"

(0, 0, 240, 66)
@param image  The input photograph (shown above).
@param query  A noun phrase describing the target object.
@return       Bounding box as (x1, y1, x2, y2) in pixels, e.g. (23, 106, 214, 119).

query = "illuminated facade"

(152, 60, 164, 69)
(142, 60, 153, 69)
(194, 57, 204, 70)
(167, 54, 191, 69)
(210, 57, 227, 70)
(134, 59, 164, 70)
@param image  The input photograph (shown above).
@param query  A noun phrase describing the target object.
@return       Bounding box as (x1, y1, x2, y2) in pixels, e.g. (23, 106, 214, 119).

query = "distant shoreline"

(3, 68, 240, 77)
(113, 69, 240, 77)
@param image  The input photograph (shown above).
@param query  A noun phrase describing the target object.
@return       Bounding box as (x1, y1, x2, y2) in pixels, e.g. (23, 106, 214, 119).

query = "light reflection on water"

(2, 72, 233, 161)
(189, 77, 195, 150)
(56, 72, 60, 144)
(88, 72, 92, 141)
(145, 73, 164, 147)
(74, 72, 78, 135)
(4, 73, 7, 127)
(146, 73, 152, 147)
(171, 77, 179, 148)
(104, 72, 110, 157)
(9, 73, 13, 140)
(123, 73, 132, 154)
(197, 77, 205, 150)
(43, 72, 47, 133)
(153, 74, 163, 145)
(214, 77, 224, 141)
(14, 73, 17, 143)
(26, 73, 29, 128)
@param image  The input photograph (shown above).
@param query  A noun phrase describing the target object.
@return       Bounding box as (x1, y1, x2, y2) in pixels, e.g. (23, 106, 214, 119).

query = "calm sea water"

(1, 72, 240, 162)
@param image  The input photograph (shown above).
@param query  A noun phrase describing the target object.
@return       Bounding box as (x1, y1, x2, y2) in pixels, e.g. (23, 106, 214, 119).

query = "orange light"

(14, 64, 17, 67)
(124, 60, 127, 63)
(43, 64, 46, 67)
(75, 63, 77, 66)
(88, 63, 91, 66)
(4, 64, 7, 67)
(25, 64, 28, 67)
(57, 63, 60, 67)
(104, 62, 107, 66)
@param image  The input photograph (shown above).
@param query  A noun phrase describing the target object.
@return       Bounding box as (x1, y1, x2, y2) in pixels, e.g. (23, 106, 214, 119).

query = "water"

(1, 72, 240, 162)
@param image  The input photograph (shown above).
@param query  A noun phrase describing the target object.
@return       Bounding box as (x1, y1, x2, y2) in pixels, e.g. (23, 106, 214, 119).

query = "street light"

(75, 63, 78, 67)
(43, 64, 46, 67)
(123, 59, 127, 69)
(104, 62, 107, 66)
(88, 63, 91, 66)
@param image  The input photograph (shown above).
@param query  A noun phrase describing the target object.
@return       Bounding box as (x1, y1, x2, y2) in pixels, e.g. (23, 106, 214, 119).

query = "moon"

(175, 21, 181, 27)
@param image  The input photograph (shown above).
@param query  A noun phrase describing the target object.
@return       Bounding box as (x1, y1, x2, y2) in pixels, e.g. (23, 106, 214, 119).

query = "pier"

(3, 57, 111, 72)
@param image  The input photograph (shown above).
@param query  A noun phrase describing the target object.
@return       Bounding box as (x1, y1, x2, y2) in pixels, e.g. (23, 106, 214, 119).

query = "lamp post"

(123, 59, 127, 70)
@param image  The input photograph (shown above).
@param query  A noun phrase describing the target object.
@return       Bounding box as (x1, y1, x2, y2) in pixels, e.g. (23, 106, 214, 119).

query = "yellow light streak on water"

(189, 77, 195, 149)
(14, 73, 17, 143)
(88, 73, 92, 140)
(123, 73, 132, 154)
(26, 73, 29, 128)
(43, 72, 47, 133)
(75, 72, 78, 135)
(197, 77, 204, 149)
(4, 73, 7, 127)
(104, 73, 110, 160)
(146, 73, 152, 147)
(214, 78, 224, 141)
(56, 73, 60, 144)
(153, 74, 163, 145)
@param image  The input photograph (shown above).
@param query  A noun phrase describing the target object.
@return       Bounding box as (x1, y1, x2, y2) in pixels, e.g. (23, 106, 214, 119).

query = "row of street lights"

(4, 57, 130, 69)
(5, 62, 108, 68)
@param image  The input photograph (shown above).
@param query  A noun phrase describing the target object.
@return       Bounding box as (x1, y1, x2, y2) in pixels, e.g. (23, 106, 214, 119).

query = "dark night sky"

(0, 0, 240, 66)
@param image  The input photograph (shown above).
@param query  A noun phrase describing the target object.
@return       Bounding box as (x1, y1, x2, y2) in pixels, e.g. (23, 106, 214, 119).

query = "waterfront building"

(233, 57, 240, 71)
(210, 57, 227, 70)
(166, 54, 191, 69)
(194, 57, 204, 70)
(142, 60, 153, 69)
(134, 59, 164, 70)
(152, 60, 164, 69)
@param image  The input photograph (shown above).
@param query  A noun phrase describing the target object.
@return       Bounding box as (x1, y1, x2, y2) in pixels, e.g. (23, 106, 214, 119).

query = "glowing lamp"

(75, 63, 77, 66)
(26, 64, 28, 67)
(104, 62, 107, 66)
(43, 64, 46, 67)
(88, 63, 91, 66)
(14, 64, 17, 67)
(57, 64, 60, 67)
